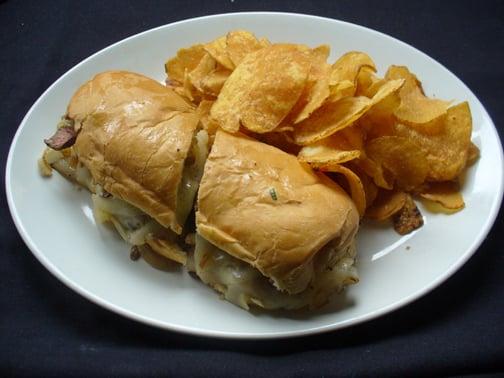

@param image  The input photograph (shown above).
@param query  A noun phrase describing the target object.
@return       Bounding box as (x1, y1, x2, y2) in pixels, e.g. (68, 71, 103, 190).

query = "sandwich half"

(40, 71, 209, 265)
(195, 131, 359, 310)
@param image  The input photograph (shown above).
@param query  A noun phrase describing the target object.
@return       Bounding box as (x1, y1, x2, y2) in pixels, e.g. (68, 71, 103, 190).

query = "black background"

(1, 1, 503, 376)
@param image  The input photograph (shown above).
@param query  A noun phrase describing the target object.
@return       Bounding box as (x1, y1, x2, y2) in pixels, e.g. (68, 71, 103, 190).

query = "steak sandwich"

(40, 71, 359, 311)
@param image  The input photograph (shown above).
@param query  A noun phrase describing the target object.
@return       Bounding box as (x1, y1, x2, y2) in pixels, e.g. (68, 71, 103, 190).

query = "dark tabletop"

(1, 0, 503, 376)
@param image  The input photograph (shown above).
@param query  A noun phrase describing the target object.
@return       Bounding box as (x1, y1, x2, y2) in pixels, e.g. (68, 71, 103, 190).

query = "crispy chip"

(165, 44, 206, 84)
(419, 181, 465, 211)
(466, 141, 480, 166)
(290, 47, 332, 124)
(365, 190, 407, 220)
(355, 66, 382, 97)
(294, 80, 402, 145)
(393, 195, 424, 235)
(394, 102, 472, 181)
(294, 96, 371, 145)
(196, 100, 219, 137)
(298, 124, 364, 165)
(330, 51, 376, 85)
(200, 67, 231, 96)
(182, 69, 195, 101)
(211, 44, 311, 133)
(298, 134, 362, 165)
(358, 79, 404, 139)
(196, 99, 213, 119)
(204, 36, 234, 70)
(386, 65, 451, 125)
(366, 136, 429, 191)
(188, 53, 217, 92)
(316, 164, 366, 216)
(351, 163, 378, 208)
(356, 157, 394, 190)
(226, 30, 263, 66)
(328, 80, 355, 102)
(340, 125, 365, 150)
(370, 79, 405, 106)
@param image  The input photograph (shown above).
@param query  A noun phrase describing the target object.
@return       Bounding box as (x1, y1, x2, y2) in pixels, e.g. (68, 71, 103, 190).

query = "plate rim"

(5, 11, 504, 339)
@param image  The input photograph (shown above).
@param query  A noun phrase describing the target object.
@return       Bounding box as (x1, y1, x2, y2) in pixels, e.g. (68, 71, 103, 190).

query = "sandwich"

(40, 71, 209, 266)
(40, 70, 359, 311)
(194, 131, 359, 310)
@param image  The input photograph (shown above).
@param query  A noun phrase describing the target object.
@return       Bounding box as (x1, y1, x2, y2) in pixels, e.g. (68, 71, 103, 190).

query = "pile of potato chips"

(165, 30, 479, 234)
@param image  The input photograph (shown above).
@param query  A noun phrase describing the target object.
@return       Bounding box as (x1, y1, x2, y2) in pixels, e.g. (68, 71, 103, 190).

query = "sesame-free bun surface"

(69, 71, 199, 234)
(196, 131, 359, 294)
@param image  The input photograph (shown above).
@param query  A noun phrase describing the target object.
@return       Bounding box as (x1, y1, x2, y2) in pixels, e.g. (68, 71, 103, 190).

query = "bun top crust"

(69, 71, 199, 234)
(196, 131, 359, 294)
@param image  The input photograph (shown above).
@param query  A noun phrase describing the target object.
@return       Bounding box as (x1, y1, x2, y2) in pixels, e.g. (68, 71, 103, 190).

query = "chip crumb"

(130, 245, 141, 261)
(406, 246, 411, 250)
(393, 196, 423, 235)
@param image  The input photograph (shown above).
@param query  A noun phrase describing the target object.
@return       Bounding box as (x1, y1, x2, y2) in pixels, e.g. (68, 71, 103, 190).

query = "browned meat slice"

(44, 126, 77, 150)
(393, 195, 424, 235)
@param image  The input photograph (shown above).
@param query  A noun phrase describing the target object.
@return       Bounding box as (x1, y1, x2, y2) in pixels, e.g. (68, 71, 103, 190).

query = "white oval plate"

(6, 12, 503, 339)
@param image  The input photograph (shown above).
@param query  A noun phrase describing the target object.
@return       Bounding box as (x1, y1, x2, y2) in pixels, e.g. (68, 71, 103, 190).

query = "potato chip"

(298, 124, 365, 166)
(366, 136, 429, 191)
(328, 80, 355, 102)
(188, 53, 217, 92)
(226, 30, 264, 66)
(394, 102, 472, 181)
(466, 141, 480, 166)
(204, 36, 234, 70)
(393, 195, 424, 235)
(290, 47, 332, 124)
(370, 79, 404, 106)
(419, 181, 465, 211)
(196, 99, 213, 118)
(211, 44, 311, 133)
(165, 44, 206, 84)
(340, 125, 365, 150)
(359, 95, 399, 141)
(365, 190, 407, 220)
(350, 163, 378, 208)
(355, 157, 393, 190)
(357, 78, 404, 136)
(182, 69, 195, 101)
(386, 65, 450, 125)
(316, 164, 366, 216)
(200, 67, 231, 96)
(330, 51, 376, 86)
(294, 96, 371, 145)
(355, 66, 382, 97)
(298, 134, 362, 165)
(271, 125, 295, 133)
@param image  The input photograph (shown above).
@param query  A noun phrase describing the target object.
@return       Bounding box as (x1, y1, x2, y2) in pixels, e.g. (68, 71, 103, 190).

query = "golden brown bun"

(196, 131, 359, 294)
(69, 71, 199, 234)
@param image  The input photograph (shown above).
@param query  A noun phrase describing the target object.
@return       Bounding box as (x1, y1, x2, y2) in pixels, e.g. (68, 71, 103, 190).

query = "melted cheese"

(194, 235, 358, 310)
